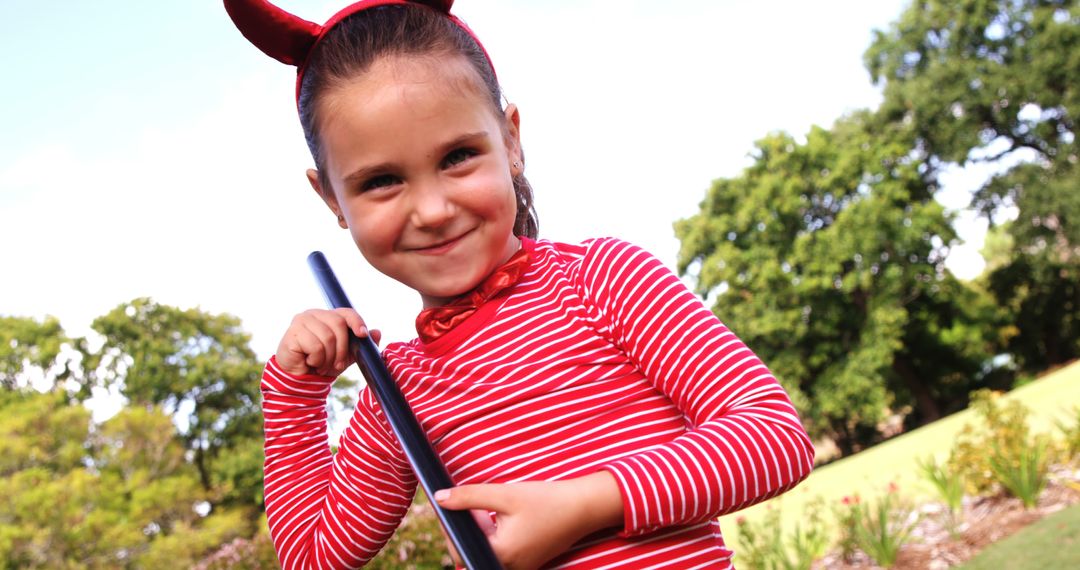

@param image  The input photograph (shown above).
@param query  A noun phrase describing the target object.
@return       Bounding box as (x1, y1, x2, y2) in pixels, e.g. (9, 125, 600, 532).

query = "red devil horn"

(224, 0, 322, 66)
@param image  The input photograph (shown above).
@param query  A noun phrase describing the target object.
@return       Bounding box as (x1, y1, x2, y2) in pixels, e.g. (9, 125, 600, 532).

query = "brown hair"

(298, 4, 538, 238)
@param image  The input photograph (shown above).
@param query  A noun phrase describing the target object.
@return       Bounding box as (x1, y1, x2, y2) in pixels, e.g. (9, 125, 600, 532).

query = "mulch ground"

(815, 466, 1080, 569)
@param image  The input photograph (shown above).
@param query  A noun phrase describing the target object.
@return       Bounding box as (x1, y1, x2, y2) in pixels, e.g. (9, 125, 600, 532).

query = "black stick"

(307, 251, 503, 570)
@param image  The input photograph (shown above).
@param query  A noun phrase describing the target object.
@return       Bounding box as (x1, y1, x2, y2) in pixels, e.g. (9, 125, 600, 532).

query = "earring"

(513, 160, 522, 170)
(337, 215, 345, 224)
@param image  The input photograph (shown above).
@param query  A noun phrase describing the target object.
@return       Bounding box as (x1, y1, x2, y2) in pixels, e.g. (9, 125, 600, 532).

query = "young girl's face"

(309, 55, 523, 308)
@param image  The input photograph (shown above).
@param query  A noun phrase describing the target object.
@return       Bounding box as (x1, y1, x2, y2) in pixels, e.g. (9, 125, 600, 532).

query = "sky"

(3, 0, 992, 364)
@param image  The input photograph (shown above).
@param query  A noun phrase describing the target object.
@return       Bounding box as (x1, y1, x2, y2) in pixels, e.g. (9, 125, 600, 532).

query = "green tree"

(676, 112, 1000, 453)
(82, 298, 265, 510)
(0, 303, 274, 568)
(0, 389, 88, 483)
(978, 161, 1080, 370)
(866, 0, 1078, 165)
(0, 316, 72, 389)
(90, 406, 249, 568)
(0, 392, 246, 565)
(0, 391, 248, 569)
(866, 0, 1080, 371)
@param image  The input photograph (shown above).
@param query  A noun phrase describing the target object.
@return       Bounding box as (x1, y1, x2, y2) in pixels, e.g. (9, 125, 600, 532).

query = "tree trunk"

(194, 442, 212, 491)
(892, 356, 941, 425)
(834, 421, 857, 457)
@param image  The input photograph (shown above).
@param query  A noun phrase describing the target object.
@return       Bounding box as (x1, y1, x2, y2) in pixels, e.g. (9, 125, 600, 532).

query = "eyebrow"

(342, 130, 491, 186)
(440, 131, 490, 153)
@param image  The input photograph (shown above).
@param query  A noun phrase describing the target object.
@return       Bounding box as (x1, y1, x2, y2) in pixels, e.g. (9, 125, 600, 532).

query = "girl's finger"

(329, 312, 352, 370)
(434, 484, 507, 513)
(297, 332, 328, 372)
(333, 308, 368, 338)
(300, 316, 340, 371)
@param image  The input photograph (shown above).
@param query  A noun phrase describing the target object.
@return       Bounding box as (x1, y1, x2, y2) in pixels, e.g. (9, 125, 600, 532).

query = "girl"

(225, 1, 815, 568)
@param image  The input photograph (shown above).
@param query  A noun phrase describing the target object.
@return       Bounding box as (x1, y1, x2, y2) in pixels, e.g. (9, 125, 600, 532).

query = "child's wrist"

(567, 471, 624, 536)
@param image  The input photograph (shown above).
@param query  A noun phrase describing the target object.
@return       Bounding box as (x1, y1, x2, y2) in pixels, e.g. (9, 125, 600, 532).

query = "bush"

(918, 455, 964, 534)
(735, 497, 830, 570)
(836, 483, 918, 569)
(989, 436, 1050, 509)
(948, 390, 1034, 496)
(195, 517, 278, 570)
(196, 533, 278, 570)
(833, 495, 863, 564)
(945, 389, 1052, 507)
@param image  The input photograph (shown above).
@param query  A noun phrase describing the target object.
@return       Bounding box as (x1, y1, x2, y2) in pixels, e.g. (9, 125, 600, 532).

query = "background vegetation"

(677, 0, 1079, 454)
(2, 0, 1077, 567)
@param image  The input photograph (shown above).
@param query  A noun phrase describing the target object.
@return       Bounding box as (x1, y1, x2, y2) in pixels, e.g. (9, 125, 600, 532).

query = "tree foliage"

(676, 113, 1001, 452)
(866, 0, 1078, 165)
(83, 298, 265, 508)
(866, 0, 1080, 371)
(678, 0, 1078, 452)
(0, 316, 72, 389)
(0, 298, 376, 567)
(0, 301, 272, 568)
(0, 391, 250, 568)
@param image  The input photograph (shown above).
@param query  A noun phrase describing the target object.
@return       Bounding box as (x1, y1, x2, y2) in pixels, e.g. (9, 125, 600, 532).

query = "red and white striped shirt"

(262, 237, 814, 569)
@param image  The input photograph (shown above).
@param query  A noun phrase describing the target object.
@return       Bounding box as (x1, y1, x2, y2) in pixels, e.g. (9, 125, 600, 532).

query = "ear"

(503, 103, 523, 175)
(307, 168, 348, 229)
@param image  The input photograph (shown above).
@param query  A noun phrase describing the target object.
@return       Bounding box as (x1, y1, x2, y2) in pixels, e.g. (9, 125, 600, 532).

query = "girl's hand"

(274, 308, 380, 377)
(434, 472, 623, 570)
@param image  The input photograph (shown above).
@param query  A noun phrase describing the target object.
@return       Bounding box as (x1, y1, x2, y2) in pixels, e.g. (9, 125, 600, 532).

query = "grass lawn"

(719, 359, 1080, 548)
(957, 503, 1080, 569)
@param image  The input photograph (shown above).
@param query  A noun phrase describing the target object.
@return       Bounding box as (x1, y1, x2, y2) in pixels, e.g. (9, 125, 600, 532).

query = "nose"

(408, 178, 456, 229)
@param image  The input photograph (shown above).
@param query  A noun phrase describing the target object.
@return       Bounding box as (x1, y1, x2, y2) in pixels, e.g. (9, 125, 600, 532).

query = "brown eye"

(442, 148, 477, 168)
(363, 174, 400, 191)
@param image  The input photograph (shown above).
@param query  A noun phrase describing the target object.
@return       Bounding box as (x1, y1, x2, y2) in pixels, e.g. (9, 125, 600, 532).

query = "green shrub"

(833, 495, 863, 564)
(918, 455, 964, 534)
(837, 483, 918, 569)
(734, 497, 830, 570)
(988, 436, 1050, 509)
(194, 514, 278, 570)
(945, 389, 1052, 507)
(196, 533, 279, 570)
(948, 389, 1034, 496)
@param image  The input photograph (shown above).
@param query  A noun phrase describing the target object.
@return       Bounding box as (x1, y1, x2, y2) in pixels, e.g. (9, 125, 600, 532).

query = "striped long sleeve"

(262, 360, 416, 569)
(583, 238, 815, 536)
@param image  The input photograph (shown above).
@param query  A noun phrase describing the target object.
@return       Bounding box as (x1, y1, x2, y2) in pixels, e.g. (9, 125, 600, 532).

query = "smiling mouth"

(409, 230, 472, 254)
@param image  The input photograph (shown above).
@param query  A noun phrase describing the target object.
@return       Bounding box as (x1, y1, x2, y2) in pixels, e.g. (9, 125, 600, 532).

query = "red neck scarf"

(415, 247, 531, 344)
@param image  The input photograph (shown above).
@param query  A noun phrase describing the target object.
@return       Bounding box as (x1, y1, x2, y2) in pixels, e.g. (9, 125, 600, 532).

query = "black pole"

(307, 251, 503, 570)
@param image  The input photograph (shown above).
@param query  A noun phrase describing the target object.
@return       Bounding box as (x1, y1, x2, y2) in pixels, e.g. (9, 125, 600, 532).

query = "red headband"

(223, 0, 494, 104)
